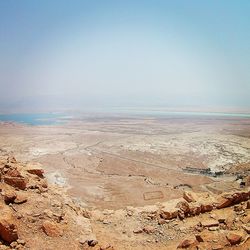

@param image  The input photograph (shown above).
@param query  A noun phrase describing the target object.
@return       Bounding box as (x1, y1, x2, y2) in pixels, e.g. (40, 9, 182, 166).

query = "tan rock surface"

(42, 220, 63, 237)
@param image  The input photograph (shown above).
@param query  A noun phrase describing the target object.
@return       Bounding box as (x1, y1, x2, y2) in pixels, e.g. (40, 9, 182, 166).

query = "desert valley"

(0, 113, 249, 249)
(1, 1, 250, 249)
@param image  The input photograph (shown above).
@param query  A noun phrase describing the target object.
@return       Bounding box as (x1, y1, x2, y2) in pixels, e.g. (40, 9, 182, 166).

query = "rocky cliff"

(0, 156, 249, 249)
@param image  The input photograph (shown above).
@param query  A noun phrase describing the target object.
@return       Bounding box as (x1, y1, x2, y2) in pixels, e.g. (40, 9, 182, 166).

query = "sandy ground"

(0, 115, 250, 209)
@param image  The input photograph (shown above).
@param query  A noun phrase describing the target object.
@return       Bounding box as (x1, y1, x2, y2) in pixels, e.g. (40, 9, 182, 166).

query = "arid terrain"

(0, 114, 250, 249)
(0, 115, 250, 209)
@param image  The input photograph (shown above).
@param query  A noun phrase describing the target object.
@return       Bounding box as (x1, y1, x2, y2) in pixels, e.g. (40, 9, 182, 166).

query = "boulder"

(0, 210, 18, 243)
(25, 162, 44, 178)
(197, 231, 220, 243)
(14, 193, 27, 204)
(159, 208, 178, 220)
(237, 191, 249, 202)
(176, 201, 190, 214)
(4, 176, 28, 190)
(216, 197, 231, 209)
(3, 190, 17, 204)
(189, 204, 202, 216)
(177, 237, 197, 248)
(42, 220, 63, 237)
(216, 191, 250, 209)
(183, 191, 196, 203)
(200, 203, 213, 213)
(201, 219, 219, 228)
(6, 169, 22, 178)
(27, 168, 44, 178)
(178, 210, 185, 220)
(226, 232, 242, 245)
(88, 240, 98, 247)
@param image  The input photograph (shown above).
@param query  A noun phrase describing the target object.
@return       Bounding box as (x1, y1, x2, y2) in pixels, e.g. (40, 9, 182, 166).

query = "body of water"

(0, 110, 250, 125)
(0, 113, 65, 125)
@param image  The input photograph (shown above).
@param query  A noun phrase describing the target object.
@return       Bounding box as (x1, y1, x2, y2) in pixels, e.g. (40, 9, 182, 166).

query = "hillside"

(0, 155, 249, 249)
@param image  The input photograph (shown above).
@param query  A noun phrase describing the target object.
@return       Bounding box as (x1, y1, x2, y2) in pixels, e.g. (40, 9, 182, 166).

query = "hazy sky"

(0, 0, 250, 111)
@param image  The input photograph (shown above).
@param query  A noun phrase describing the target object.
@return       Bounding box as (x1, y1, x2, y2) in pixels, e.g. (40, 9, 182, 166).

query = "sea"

(0, 110, 250, 125)
(0, 113, 66, 125)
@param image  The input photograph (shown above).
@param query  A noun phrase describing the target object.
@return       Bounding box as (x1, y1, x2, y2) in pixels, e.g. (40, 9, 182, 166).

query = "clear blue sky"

(0, 0, 250, 111)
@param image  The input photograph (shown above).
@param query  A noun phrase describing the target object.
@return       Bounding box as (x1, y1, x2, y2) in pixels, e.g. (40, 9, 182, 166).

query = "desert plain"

(0, 113, 249, 210)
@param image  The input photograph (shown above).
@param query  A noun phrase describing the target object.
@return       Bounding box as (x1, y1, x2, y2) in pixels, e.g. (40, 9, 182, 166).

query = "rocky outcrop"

(216, 191, 250, 209)
(158, 189, 250, 222)
(0, 155, 249, 250)
(0, 160, 27, 190)
(0, 155, 96, 249)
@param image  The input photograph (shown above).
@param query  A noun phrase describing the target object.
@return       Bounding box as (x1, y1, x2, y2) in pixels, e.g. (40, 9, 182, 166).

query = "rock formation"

(0, 155, 249, 249)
